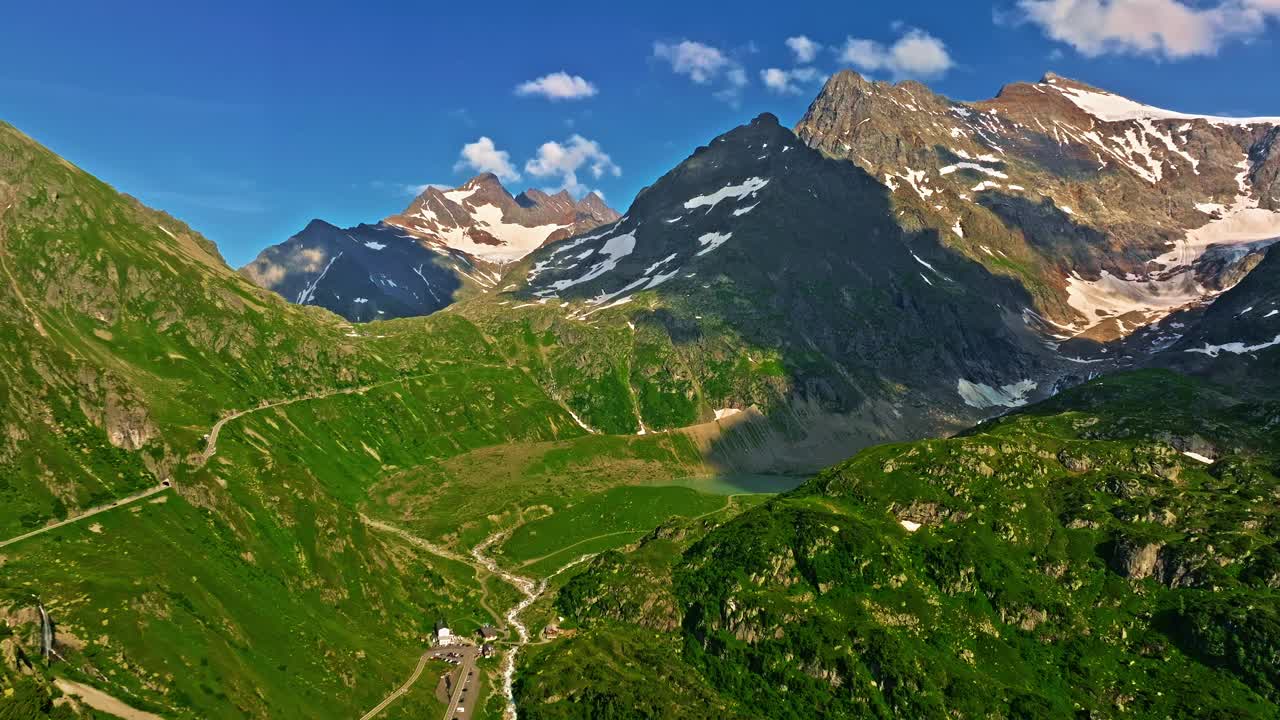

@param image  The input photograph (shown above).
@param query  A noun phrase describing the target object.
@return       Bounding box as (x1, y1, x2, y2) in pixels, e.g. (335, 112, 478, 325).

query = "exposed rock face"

(242, 174, 620, 322)
(519, 112, 1067, 426)
(1111, 539, 1208, 588)
(557, 545, 684, 632)
(387, 173, 620, 263)
(796, 71, 1280, 345)
(240, 220, 477, 322)
(103, 388, 157, 451)
(1112, 539, 1165, 580)
(1157, 242, 1280, 384)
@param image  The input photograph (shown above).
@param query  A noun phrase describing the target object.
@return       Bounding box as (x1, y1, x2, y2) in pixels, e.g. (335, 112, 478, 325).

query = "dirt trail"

(196, 374, 431, 467)
(0, 484, 171, 549)
(1, 374, 428, 550)
(357, 651, 434, 720)
(514, 493, 740, 569)
(54, 679, 164, 720)
(358, 515, 468, 563)
(517, 529, 646, 569)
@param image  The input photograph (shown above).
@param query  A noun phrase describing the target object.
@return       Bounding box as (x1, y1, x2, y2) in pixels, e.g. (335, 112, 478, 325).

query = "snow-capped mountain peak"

(796, 70, 1280, 345)
(241, 173, 619, 321)
(385, 174, 620, 263)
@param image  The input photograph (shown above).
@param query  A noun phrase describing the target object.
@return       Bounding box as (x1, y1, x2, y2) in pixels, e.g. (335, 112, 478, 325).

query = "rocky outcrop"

(556, 550, 683, 632)
(1111, 538, 1208, 588)
(102, 386, 158, 450)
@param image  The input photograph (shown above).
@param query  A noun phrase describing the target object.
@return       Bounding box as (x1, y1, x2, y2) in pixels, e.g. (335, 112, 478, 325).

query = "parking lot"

(429, 645, 479, 719)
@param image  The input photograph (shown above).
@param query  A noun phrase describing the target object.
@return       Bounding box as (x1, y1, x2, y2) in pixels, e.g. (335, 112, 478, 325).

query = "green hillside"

(0, 121, 755, 718)
(529, 371, 1280, 719)
(3, 104, 1280, 720)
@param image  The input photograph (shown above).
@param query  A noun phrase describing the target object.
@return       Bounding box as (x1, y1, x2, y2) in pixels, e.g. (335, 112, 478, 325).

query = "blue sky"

(2, 0, 1278, 266)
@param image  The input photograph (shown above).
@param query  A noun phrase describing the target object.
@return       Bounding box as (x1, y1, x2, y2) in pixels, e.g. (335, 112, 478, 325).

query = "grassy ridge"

(527, 371, 1280, 719)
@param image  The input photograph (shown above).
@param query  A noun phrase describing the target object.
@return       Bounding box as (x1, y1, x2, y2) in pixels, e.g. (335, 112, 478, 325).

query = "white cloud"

(785, 35, 823, 63)
(653, 40, 732, 83)
(515, 71, 598, 100)
(1016, 0, 1280, 59)
(654, 39, 749, 104)
(524, 135, 621, 198)
(761, 66, 824, 94)
(761, 68, 793, 93)
(454, 137, 520, 182)
(838, 28, 955, 79)
(716, 66, 750, 104)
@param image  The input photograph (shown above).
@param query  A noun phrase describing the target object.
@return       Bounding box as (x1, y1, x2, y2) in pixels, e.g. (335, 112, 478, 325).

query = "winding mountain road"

(0, 484, 171, 549)
(0, 374, 431, 550)
(196, 374, 431, 467)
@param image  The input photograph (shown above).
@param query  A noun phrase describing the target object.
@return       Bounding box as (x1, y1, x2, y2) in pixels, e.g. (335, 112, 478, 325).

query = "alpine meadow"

(2, 3, 1280, 719)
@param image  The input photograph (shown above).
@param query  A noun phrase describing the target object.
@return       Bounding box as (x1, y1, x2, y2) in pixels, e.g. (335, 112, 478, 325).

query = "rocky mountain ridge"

(796, 71, 1280, 345)
(386, 172, 620, 262)
(241, 173, 619, 321)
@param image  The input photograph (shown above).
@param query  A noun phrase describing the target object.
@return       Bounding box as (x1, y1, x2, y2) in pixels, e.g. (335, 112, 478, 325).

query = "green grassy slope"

(4, 107, 1279, 720)
(0, 118, 783, 717)
(0, 121, 616, 716)
(528, 370, 1280, 719)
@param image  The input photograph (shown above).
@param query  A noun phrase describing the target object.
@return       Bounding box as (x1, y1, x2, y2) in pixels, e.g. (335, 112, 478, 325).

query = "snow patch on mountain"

(296, 252, 342, 305)
(684, 177, 770, 211)
(1184, 334, 1280, 358)
(1063, 157, 1280, 337)
(1183, 451, 1214, 464)
(1050, 83, 1280, 127)
(538, 232, 636, 293)
(696, 232, 732, 256)
(642, 253, 679, 275)
(442, 185, 479, 205)
(940, 162, 1008, 179)
(468, 203, 570, 262)
(911, 252, 950, 282)
(956, 378, 1038, 409)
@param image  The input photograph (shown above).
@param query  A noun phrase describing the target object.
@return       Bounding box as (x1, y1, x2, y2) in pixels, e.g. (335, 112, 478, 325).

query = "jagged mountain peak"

(385, 174, 619, 264)
(302, 217, 338, 232)
(797, 67, 1280, 350)
(517, 112, 1059, 423)
(817, 70, 944, 100)
(1037, 71, 1097, 89)
(577, 190, 610, 212)
(243, 171, 619, 322)
(750, 111, 781, 127)
(455, 171, 507, 192)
